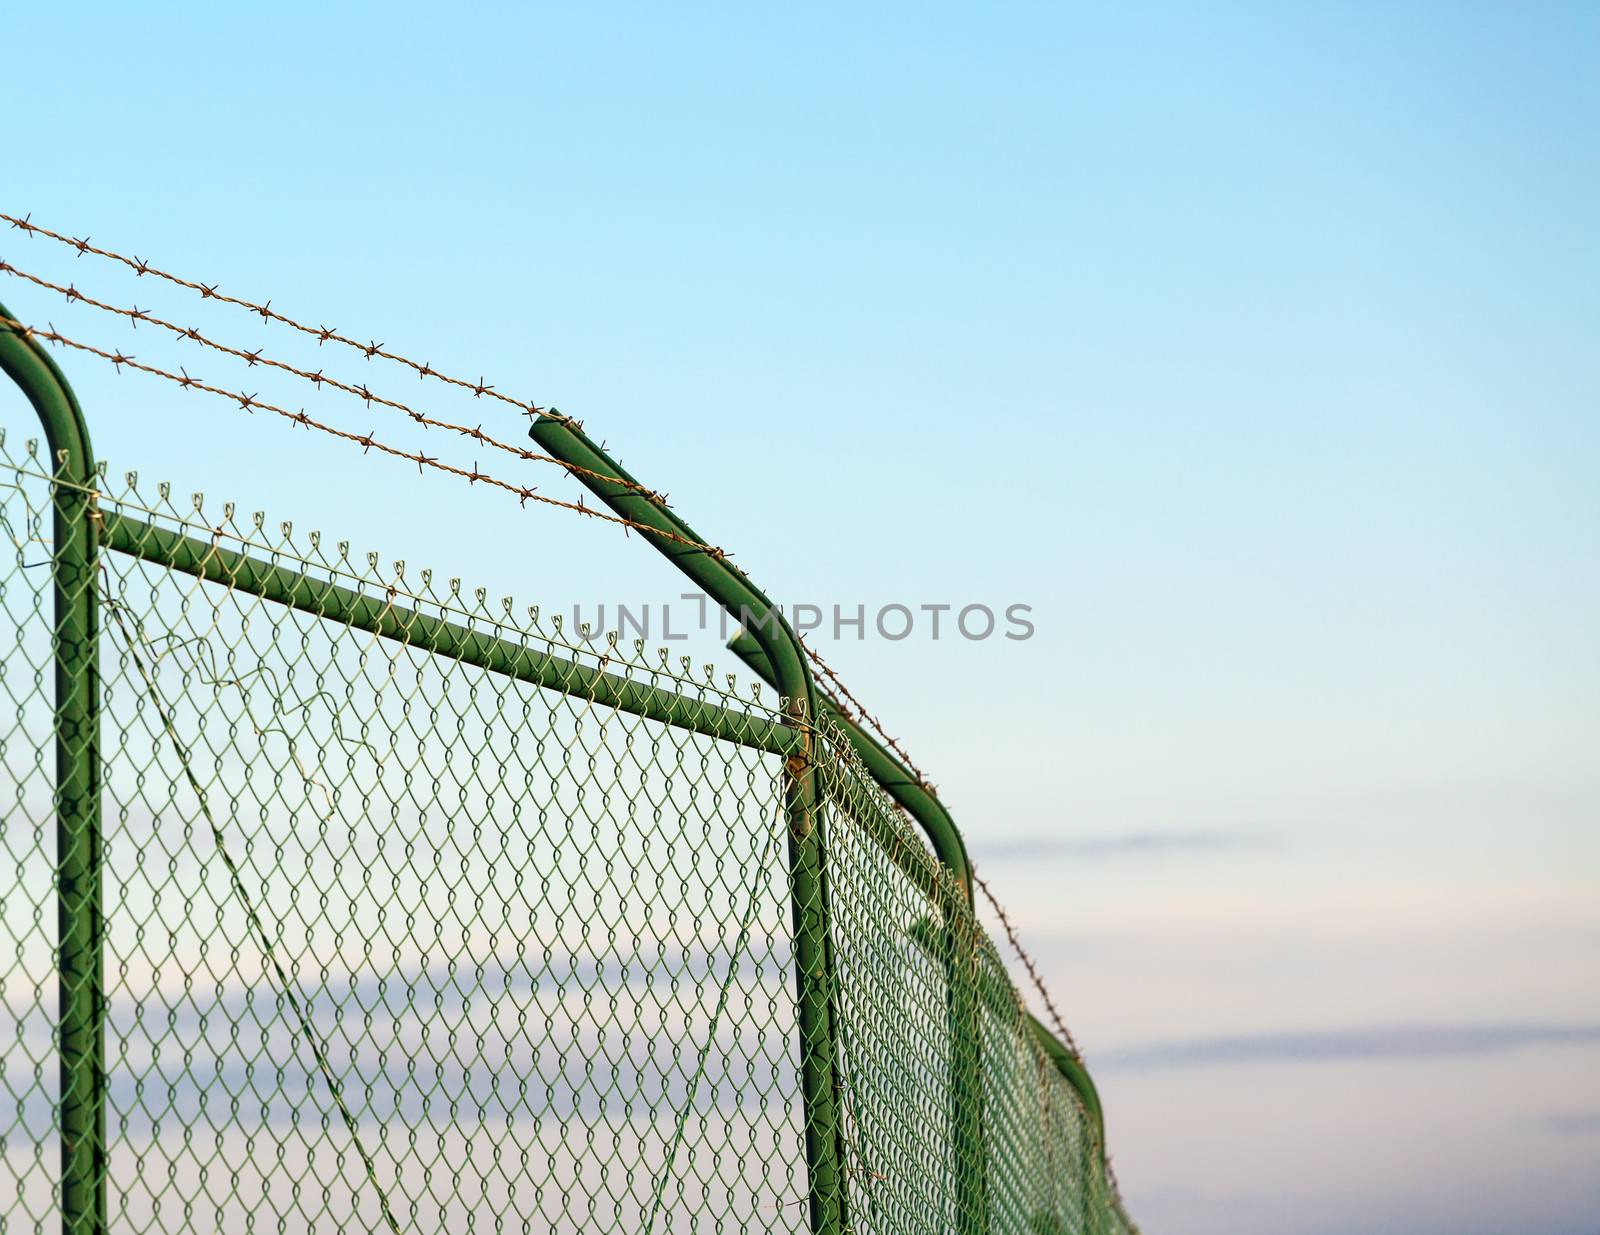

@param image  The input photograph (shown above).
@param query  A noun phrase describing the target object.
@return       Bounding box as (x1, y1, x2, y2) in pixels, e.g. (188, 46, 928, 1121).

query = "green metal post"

(1029, 1017, 1103, 1137)
(0, 304, 104, 1235)
(727, 629, 988, 1233)
(528, 415, 850, 1235)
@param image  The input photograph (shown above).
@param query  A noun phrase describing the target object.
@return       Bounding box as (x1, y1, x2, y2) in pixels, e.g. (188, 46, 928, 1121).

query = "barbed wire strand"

(972, 871, 1083, 1061)
(1, 214, 978, 788)
(0, 311, 725, 559)
(973, 870, 1135, 1228)
(3, 211, 568, 429)
(0, 257, 668, 505)
(800, 636, 937, 792)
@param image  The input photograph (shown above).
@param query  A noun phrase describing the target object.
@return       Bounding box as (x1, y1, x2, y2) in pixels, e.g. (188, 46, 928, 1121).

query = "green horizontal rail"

(100, 511, 800, 758)
(95, 508, 982, 945)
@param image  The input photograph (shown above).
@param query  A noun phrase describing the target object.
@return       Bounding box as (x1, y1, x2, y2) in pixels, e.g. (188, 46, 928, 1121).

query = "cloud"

(1545, 1109, 1600, 1136)
(976, 829, 1273, 861)
(1097, 1022, 1600, 1071)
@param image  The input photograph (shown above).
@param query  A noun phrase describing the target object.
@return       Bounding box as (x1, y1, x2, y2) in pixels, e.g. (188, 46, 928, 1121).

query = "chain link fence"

(3, 319, 1136, 1234)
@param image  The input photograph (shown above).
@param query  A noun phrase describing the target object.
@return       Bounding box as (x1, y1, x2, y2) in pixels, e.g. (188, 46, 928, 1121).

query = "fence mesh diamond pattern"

(0, 434, 1132, 1235)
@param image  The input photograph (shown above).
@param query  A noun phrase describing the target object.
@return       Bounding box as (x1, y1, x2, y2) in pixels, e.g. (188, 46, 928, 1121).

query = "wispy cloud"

(1098, 1022, 1600, 1071)
(976, 829, 1273, 861)
(1545, 1109, 1600, 1136)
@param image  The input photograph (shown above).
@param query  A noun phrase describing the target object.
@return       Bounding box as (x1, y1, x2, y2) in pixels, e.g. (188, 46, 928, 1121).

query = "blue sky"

(4, 3, 1598, 1231)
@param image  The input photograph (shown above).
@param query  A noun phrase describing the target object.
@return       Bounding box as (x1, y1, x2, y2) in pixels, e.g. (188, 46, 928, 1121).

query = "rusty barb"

(0, 310, 721, 556)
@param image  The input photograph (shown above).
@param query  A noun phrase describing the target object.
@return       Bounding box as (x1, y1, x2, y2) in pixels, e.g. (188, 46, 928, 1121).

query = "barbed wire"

(3, 211, 560, 430)
(972, 870, 1083, 1061)
(800, 637, 937, 792)
(0, 257, 669, 505)
(0, 252, 957, 767)
(973, 868, 1140, 1222)
(0, 311, 726, 558)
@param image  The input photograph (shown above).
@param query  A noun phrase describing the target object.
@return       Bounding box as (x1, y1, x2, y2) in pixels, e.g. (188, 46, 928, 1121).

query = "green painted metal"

(97, 493, 1097, 1233)
(528, 413, 852, 1235)
(103, 502, 991, 963)
(728, 629, 1109, 1125)
(100, 511, 801, 757)
(727, 628, 973, 898)
(0, 303, 105, 1235)
(514, 414, 1111, 1230)
(1030, 1017, 1103, 1133)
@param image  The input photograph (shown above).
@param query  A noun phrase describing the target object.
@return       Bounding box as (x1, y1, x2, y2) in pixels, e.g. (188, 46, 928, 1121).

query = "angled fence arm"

(0, 304, 105, 1235)
(528, 414, 850, 1235)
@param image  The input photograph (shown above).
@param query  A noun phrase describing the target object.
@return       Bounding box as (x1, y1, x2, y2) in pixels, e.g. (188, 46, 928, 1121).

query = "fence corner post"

(528, 413, 850, 1235)
(0, 304, 105, 1235)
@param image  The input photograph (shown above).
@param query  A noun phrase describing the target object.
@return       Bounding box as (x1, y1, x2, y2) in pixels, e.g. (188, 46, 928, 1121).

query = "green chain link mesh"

(0, 433, 1134, 1235)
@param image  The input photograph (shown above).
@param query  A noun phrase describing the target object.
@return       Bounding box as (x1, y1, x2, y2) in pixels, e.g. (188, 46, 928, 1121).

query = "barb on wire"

(973, 871, 1083, 1061)
(973, 867, 1139, 1225)
(0, 311, 725, 559)
(0, 257, 667, 504)
(4, 211, 565, 429)
(801, 637, 936, 792)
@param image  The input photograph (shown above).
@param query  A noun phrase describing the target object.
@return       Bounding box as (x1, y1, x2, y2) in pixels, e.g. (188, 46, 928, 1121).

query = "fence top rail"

(0, 431, 788, 749)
